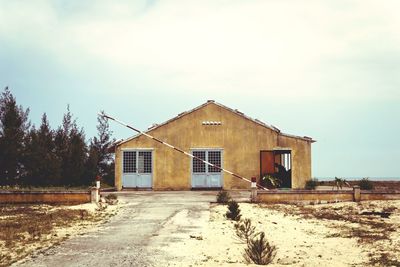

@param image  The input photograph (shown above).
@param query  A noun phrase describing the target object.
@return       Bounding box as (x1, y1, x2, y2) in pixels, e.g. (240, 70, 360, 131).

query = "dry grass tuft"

(261, 201, 400, 266)
(0, 205, 93, 247)
(0, 204, 101, 266)
(369, 252, 400, 266)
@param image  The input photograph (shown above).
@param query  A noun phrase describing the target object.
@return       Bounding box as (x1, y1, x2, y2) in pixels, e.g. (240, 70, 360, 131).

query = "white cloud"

(1, 0, 400, 100)
(1, 1, 400, 177)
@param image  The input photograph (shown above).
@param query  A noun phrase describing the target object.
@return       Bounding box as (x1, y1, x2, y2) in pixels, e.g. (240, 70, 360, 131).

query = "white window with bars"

(123, 150, 152, 174)
(138, 151, 152, 173)
(192, 150, 222, 174)
(193, 151, 206, 173)
(123, 151, 136, 173)
(208, 151, 221, 173)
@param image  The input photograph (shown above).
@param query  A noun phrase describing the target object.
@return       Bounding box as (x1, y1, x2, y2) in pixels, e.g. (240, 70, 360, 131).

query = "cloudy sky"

(1, 0, 399, 178)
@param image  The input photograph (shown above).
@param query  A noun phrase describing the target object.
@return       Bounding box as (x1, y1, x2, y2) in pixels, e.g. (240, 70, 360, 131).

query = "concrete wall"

(115, 102, 313, 190)
(0, 191, 91, 204)
(361, 191, 400, 201)
(257, 190, 354, 204)
(257, 190, 400, 204)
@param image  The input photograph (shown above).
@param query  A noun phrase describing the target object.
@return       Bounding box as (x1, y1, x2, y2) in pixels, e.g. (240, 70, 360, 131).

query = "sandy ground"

(5, 192, 400, 266)
(2, 201, 120, 266)
(50, 202, 120, 239)
(12, 192, 216, 267)
(155, 201, 400, 266)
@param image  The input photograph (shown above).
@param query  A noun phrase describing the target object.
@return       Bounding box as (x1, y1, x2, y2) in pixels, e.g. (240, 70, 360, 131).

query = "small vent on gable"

(202, 121, 222, 126)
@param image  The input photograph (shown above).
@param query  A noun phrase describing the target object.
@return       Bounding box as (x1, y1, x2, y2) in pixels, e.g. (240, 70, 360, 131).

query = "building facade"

(114, 101, 315, 190)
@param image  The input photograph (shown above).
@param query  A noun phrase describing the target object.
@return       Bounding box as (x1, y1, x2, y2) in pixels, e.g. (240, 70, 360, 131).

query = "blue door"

(122, 150, 152, 188)
(192, 150, 222, 188)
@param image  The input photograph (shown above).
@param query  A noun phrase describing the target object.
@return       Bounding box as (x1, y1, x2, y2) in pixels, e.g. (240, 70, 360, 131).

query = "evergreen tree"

(54, 108, 71, 185)
(54, 106, 87, 186)
(85, 111, 115, 186)
(68, 125, 87, 185)
(0, 87, 30, 185)
(84, 144, 100, 185)
(24, 114, 61, 186)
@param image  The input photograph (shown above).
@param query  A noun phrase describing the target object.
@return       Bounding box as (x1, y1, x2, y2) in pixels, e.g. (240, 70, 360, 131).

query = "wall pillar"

(353, 186, 361, 202)
(91, 187, 99, 203)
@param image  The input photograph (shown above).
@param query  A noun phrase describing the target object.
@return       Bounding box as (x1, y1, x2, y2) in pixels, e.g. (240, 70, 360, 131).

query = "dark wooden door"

(260, 151, 275, 176)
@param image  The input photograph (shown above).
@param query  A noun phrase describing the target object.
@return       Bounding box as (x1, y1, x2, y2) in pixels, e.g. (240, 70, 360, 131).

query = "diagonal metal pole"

(101, 113, 268, 190)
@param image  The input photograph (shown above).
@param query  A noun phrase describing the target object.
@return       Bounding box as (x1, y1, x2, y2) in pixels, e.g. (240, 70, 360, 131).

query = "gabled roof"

(116, 100, 315, 146)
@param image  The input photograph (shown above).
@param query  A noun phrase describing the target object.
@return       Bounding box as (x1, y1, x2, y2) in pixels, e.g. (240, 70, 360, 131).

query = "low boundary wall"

(0, 191, 92, 204)
(256, 187, 400, 204)
(361, 191, 400, 201)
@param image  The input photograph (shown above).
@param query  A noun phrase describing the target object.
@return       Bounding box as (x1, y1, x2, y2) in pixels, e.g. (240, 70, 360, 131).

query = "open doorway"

(260, 149, 292, 188)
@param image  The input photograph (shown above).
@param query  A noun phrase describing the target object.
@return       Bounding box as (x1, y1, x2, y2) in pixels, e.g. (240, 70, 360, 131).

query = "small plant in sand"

(262, 175, 281, 189)
(244, 232, 277, 265)
(359, 178, 374, 190)
(216, 190, 231, 204)
(226, 200, 241, 221)
(234, 218, 256, 244)
(305, 179, 318, 190)
(105, 194, 118, 205)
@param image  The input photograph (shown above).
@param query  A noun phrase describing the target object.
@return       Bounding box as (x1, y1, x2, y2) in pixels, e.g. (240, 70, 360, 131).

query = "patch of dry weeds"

(0, 204, 108, 267)
(262, 201, 400, 266)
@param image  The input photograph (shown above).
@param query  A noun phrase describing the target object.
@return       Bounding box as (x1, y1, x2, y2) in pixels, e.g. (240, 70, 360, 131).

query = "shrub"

(234, 218, 256, 244)
(333, 177, 350, 190)
(262, 175, 281, 189)
(105, 193, 118, 205)
(359, 178, 374, 190)
(105, 194, 117, 200)
(305, 179, 318, 190)
(226, 200, 241, 221)
(244, 232, 277, 265)
(216, 190, 231, 204)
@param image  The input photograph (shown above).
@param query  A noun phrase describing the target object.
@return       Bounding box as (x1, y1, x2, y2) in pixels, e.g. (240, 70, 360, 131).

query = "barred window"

(193, 151, 206, 173)
(138, 151, 152, 173)
(208, 151, 221, 173)
(123, 151, 136, 173)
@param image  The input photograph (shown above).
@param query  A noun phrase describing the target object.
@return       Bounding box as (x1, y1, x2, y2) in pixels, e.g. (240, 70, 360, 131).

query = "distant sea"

(315, 177, 400, 181)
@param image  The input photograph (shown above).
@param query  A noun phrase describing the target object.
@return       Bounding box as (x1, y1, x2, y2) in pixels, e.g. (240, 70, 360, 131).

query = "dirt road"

(14, 191, 220, 267)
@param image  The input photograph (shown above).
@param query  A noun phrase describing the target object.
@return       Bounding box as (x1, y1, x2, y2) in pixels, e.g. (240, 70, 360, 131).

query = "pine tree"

(226, 200, 242, 221)
(0, 87, 30, 185)
(85, 111, 115, 186)
(84, 144, 99, 185)
(68, 125, 87, 185)
(54, 108, 71, 185)
(24, 114, 61, 186)
(54, 106, 87, 186)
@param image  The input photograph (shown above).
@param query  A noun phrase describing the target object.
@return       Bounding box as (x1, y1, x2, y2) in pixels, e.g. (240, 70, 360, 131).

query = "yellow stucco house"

(114, 100, 315, 190)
